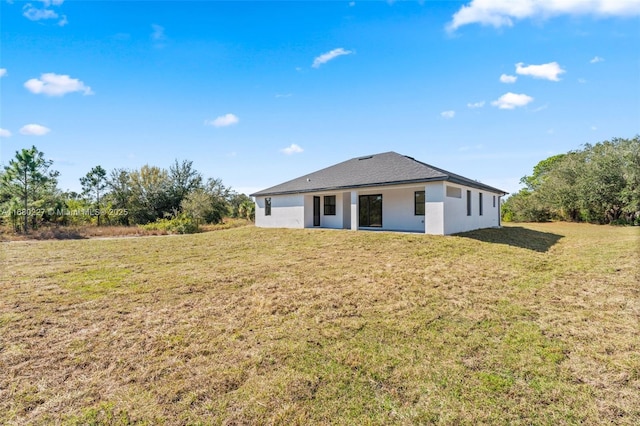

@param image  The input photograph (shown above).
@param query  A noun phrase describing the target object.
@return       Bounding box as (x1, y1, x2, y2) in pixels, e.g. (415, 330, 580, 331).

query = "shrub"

(140, 215, 199, 234)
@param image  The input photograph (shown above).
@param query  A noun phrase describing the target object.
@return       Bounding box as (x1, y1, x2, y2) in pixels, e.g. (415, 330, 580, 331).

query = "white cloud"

(24, 73, 93, 96)
(458, 144, 484, 152)
(151, 24, 165, 41)
(206, 113, 239, 128)
(578, 78, 587, 83)
(23, 0, 65, 22)
(491, 92, 534, 109)
(0, 128, 12, 138)
(40, 0, 65, 6)
(515, 62, 565, 81)
(500, 73, 517, 83)
(312, 48, 353, 68)
(23, 5, 58, 21)
(0, 68, 7, 78)
(440, 110, 456, 119)
(281, 143, 304, 155)
(151, 24, 167, 48)
(590, 56, 605, 63)
(447, 0, 640, 31)
(20, 124, 51, 136)
(467, 101, 485, 108)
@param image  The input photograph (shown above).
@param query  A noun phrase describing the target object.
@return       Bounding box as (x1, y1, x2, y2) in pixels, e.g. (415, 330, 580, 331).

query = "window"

(446, 186, 462, 198)
(466, 190, 472, 216)
(324, 195, 336, 215)
(414, 191, 425, 215)
(479, 193, 483, 216)
(359, 194, 382, 227)
(265, 197, 271, 216)
(493, 195, 496, 208)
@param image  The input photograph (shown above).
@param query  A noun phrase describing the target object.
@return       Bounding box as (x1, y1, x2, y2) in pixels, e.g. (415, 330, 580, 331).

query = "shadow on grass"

(456, 226, 563, 253)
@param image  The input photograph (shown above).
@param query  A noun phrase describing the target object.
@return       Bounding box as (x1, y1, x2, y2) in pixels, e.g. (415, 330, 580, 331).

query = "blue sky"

(1, 0, 639, 196)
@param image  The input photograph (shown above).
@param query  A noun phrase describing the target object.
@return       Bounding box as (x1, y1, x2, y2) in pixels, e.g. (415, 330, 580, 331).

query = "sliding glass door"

(359, 194, 382, 227)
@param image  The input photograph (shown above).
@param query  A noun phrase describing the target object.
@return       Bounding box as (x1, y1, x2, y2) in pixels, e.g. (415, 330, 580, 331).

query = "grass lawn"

(1, 223, 639, 425)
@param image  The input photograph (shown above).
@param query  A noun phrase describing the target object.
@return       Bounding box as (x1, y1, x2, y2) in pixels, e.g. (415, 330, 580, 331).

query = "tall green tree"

(106, 168, 132, 225)
(620, 136, 640, 219)
(577, 141, 626, 222)
(80, 165, 107, 226)
(520, 154, 566, 191)
(203, 178, 231, 223)
(168, 159, 202, 212)
(0, 146, 59, 233)
(128, 165, 171, 224)
(538, 151, 584, 221)
(181, 189, 213, 226)
(503, 136, 640, 224)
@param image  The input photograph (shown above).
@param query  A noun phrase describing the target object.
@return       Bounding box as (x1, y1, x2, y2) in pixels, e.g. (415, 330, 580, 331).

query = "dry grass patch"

(0, 218, 250, 241)
(1, 222, 638, 424)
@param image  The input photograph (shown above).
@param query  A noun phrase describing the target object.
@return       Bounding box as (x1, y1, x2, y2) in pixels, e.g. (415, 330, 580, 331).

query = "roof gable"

(250, 151, 507, 196)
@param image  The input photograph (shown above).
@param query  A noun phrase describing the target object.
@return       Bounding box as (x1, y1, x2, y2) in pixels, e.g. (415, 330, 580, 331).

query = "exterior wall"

(255, 194, 305, 228)
(255, 182, 502, 234)
(303, 195, 314, 228)
(342, 191, 351, 229)
(425, 182, 444, 235)
(358, 185, 425, 232)
(350, 191, 358, 230)
(442, 184, 501, 234)
(321, 193, 344, 229)
(302, 192, 347, 229)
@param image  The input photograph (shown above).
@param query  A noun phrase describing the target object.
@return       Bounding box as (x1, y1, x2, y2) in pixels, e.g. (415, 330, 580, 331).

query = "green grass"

(1, 223, 639, 424)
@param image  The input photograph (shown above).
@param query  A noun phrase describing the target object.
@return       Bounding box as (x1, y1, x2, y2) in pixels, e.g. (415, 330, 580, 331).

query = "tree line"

(0, 146, 255, 233)
(502, 136, 640, 224)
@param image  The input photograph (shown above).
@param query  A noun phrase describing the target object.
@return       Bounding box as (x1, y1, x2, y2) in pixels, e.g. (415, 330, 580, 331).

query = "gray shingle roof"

(250, 151, 507, 196)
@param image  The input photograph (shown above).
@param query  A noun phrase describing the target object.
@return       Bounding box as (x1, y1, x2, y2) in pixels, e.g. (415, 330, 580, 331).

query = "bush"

(501, 190, 552, 222)
(140, 215, 199, 234)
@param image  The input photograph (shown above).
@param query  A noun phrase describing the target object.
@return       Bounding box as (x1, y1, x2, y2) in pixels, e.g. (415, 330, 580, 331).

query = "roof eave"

(445, 177, 508, 196)
(251, 176, 509, 197)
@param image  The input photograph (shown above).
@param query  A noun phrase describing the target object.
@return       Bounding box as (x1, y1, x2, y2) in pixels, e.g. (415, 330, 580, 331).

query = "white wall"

(321, 193, 344, 229)
(256, 192, 350, 229)
(303, 195, 314, 228)
(255, 183, 502, 234)
(300, 192, 348, 229)
(442, 184, 502, 234)
(354, 182, 501, 234)
(425, 182, 444, 235)
(358, 186, 425, 232)
(255, 194, 305, 228)
(350, 191, 358, 230)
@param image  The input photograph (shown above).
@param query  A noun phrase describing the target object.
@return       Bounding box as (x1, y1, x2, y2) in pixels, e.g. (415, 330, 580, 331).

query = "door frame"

(358, 194, 383, 227)
(313, 196, 321, 226)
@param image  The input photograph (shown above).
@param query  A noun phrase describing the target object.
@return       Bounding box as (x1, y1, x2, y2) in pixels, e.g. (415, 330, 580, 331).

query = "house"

(250, 151, 507, 235)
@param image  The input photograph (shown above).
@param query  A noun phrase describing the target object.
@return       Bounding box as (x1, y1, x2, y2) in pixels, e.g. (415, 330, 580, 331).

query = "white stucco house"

(250, 152, 507, 235)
